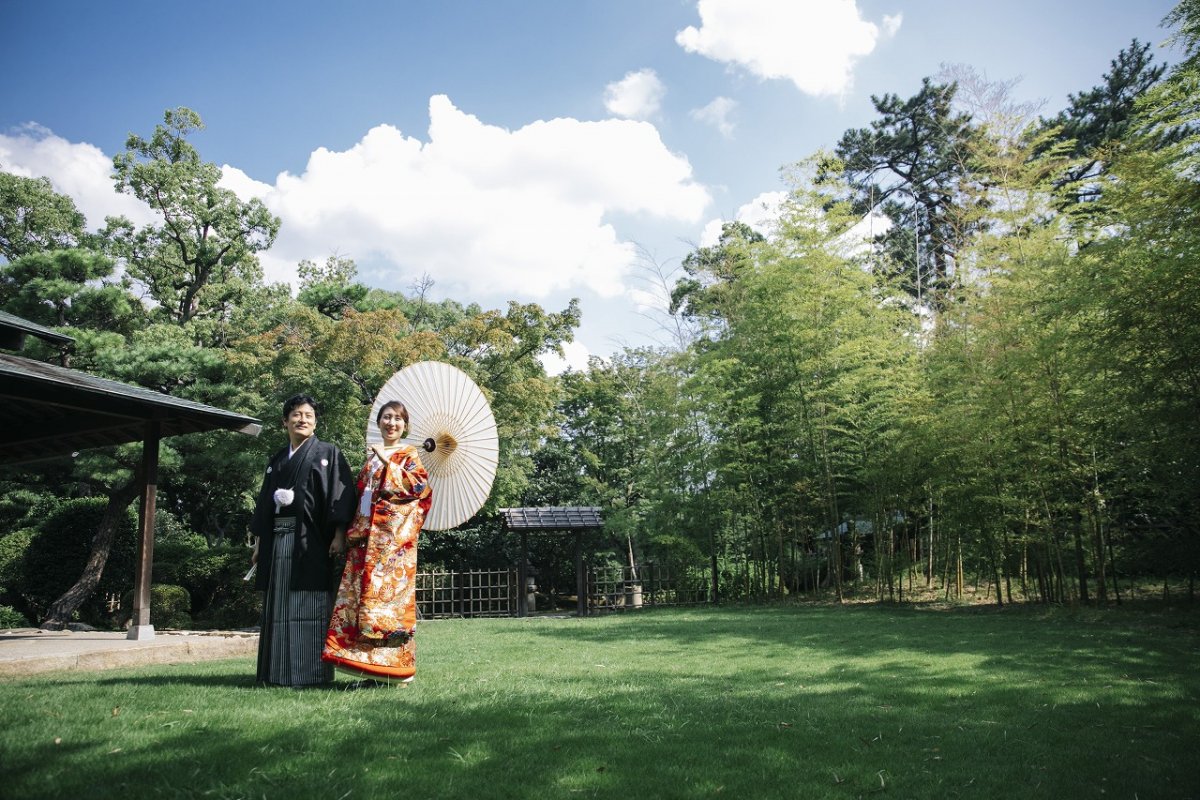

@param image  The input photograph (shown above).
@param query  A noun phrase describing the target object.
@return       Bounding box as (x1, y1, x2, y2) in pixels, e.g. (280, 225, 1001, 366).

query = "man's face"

(285, 403, 317, 441)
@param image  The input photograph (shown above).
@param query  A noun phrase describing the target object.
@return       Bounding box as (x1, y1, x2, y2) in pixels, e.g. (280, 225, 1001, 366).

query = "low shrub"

(0, 529, 35, 604)
(0, 604, 30, 629)
(122, 584, 192, 630)
(18, 498, 137, 623)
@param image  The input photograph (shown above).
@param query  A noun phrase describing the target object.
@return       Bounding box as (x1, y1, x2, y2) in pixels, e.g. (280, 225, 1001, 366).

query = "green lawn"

(2, 603, 1198, 799)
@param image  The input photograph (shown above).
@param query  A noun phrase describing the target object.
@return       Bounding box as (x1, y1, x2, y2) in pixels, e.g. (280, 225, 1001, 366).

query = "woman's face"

(378, 408, 407, 446)
(284, 403, 317, 444)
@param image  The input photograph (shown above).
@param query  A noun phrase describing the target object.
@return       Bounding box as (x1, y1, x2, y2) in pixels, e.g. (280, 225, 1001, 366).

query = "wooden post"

(711, 552, 719, 605)
(127, 420, 160, 641)
(575, 529, 585, 617)
(518, 530, 528, 617)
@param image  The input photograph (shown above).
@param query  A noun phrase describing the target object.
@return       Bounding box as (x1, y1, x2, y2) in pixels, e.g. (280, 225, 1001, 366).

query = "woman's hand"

(251, 537, 259, 566)
(330, 528, 347, 556)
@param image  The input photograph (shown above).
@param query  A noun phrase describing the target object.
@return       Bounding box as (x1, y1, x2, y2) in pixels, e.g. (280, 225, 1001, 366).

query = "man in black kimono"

(250, 394, 354, 687)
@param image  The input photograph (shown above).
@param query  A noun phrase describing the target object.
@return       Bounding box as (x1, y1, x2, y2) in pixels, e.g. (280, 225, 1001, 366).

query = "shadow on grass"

(526, 602, 1199, 680)
(2, 603, 1198, 800)
(37, 671, 259, 690)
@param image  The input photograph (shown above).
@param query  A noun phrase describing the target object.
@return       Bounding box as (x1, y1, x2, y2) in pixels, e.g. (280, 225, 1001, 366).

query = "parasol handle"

(423, 437, 437, 453)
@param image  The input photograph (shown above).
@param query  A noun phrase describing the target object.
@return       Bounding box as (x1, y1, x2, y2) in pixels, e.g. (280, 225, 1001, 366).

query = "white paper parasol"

(367, 361, 498, 530)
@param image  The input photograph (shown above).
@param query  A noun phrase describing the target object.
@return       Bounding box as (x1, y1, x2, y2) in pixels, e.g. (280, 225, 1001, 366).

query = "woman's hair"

(376, 400, 409, 427)
(282, 393, 319, 419)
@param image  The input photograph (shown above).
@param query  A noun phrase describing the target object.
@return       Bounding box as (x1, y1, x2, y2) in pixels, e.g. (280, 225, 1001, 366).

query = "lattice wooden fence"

(586, 562, 713, 613)
(416, 568, 519, 618)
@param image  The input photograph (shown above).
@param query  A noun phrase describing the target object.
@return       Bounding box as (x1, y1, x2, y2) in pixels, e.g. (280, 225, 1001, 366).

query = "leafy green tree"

(830, 78, 982, 309)
(103, 107, 280, 331)
(918, 94, 1102, 602)
(557, 352, 653, 558)
(297, 254, 369, 319)
(730, 199, 921, 598)
(22, 109, 284, 627)
(669, 221, 764, 336)
(645, 164, 926, 601)
(1165, 0, 1200, 71)
(0, 184, 154, 627)
(1038, 40, 1172, 208)
(1060, 32, 1200, 594)
(0, 173, 86, 262)
(439, 299, 580, 506)
(15, 498, 138, 623)
(0, 249, 141, 339)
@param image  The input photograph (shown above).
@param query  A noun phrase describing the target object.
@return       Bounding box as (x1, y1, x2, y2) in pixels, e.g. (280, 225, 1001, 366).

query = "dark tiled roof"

(0, 309, 75, 350)
(0, 352, 261, 465)
(499, 506, 603, 531)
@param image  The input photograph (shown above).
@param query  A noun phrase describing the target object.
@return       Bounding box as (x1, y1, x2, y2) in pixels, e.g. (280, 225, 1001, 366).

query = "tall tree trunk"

(926, 490, 935, 587)
(40, 471, 143, 630)
(1106, 531, 1122, 605)
(888, 523, 896, 601)
(941, 527, 952, 601)
(1044, 495, 1070, 602)
(1090, 509, 1108, 603)
(956, 534, 964, 599)
(992, 535, 1004, 606)
(758, 529, 768, 597)
(710, 546, 718, 606)
(1071, 512, 1090, 603)
(1002, 527, 1014, 604)
(907, 529, 915, 597)
(1090, 449, 1108, 602)
(1033, 547, 1048, 604)
(777, 522, 787, 597)
(1019, 542, 1030, 600)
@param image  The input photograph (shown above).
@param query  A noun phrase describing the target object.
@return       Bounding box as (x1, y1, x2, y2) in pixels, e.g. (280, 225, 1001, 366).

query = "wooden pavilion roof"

(500, 506, 604, 531)
(0, 314, 261, 465)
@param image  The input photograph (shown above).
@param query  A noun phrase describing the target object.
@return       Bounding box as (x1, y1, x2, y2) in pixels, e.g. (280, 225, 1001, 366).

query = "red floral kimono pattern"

(322, 446, 432, 679)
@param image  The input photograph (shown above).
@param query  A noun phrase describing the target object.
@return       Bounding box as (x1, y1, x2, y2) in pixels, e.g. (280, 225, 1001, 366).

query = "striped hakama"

(257, 517, 335, 687)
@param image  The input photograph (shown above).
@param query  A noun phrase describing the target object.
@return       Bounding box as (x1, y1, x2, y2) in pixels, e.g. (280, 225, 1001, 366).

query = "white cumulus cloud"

(604, 69, 667, 119)
(837, 206, 892, 258)
(226, 95, 711, 299)
(690, 96, 738, 138)
(3, 98, 711, 306)
(539, 339, 593, 375)
(676, 0, 901, 97)
(0, 123, 158, 230)
(699, 189, 892, 261)
(699, 191, 787, 247)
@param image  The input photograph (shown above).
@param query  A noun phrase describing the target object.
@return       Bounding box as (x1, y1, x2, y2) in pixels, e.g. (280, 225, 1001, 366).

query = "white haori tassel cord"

(273, 488, 295, 513)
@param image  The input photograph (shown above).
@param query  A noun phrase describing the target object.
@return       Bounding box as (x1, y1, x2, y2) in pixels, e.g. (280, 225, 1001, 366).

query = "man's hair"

(282, 393, 320, 419)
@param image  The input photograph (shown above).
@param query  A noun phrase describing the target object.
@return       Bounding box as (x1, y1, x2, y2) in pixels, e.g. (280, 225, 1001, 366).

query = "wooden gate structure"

(500, 506, 603, 617)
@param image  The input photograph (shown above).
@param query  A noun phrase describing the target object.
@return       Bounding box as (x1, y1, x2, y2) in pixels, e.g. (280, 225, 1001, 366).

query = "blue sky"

(0, 0, 1183, 370)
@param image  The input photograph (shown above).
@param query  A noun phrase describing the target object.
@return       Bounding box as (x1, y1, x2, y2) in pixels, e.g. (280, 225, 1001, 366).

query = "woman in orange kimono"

(323, 401, 432, 683)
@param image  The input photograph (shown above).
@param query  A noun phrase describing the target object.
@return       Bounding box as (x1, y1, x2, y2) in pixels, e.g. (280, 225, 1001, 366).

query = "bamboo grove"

(547, 16, 1200, 606)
